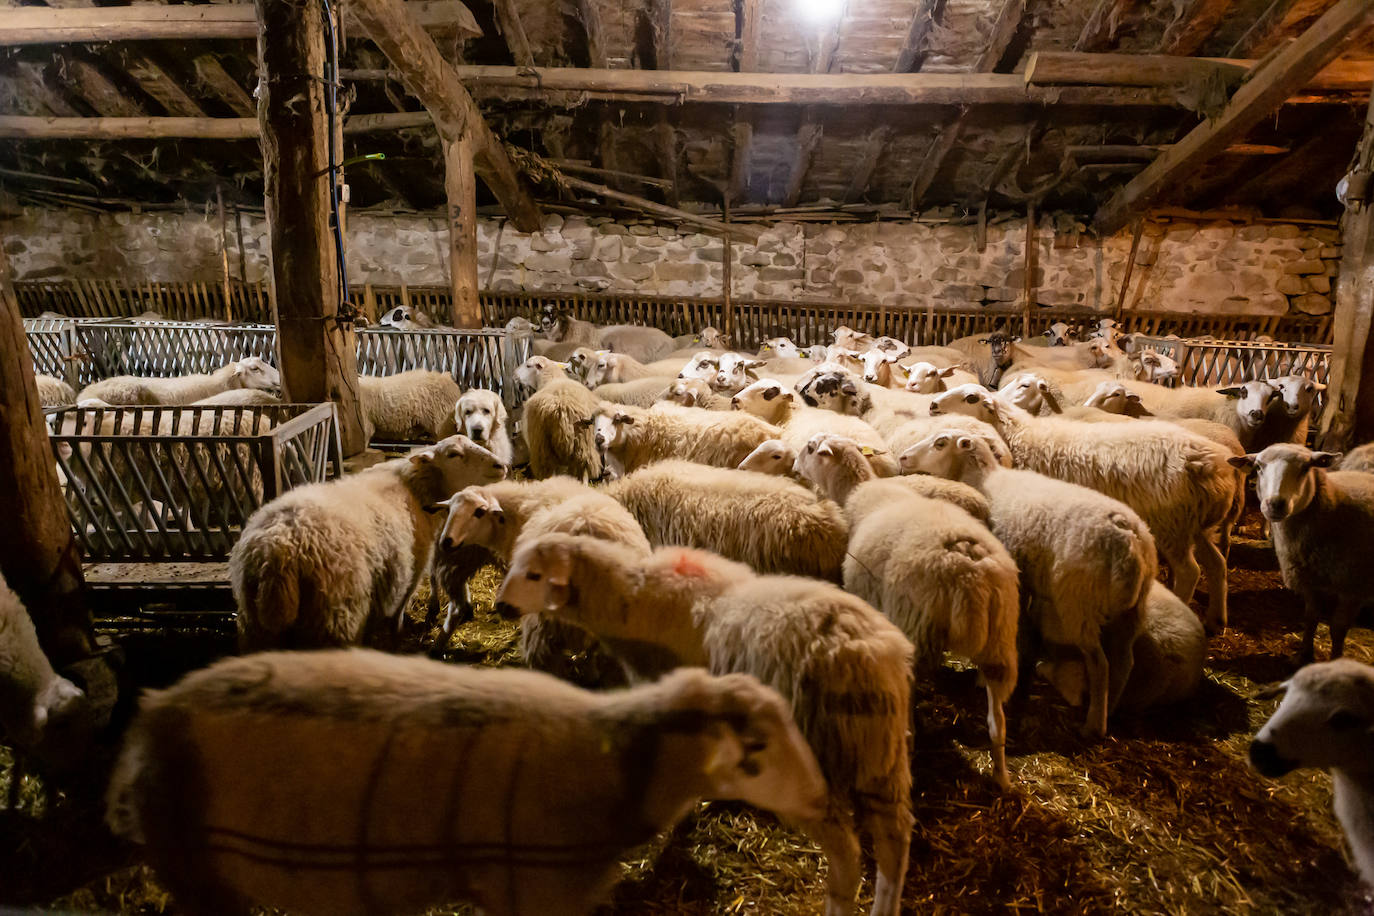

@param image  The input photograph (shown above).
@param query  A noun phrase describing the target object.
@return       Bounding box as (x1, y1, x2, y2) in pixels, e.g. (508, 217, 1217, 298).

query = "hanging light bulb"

(797, 0, 845, 26)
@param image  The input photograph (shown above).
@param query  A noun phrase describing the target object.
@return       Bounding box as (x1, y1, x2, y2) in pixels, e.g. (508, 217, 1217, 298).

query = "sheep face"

(592, 408, 637, 454)
(1084, 381, 1145, 416)
(1134, 348, 1179, 384)
(567, 348, 602, 382)
(378, 305, 410, 327)
(587, 352, 620, 387)
(792, 433, 868, 500)
(713, 354, 766, 393)
(696, 327, 727, 349)
(1044, 321, 1074, 347)
(898, 429, 986, 478)
(738, 439, 796, 475)
(232, 357, 281, 391)
(1271, 375, 1326, 419)
(796, 369, 870, 416)
(1230, 443, 1338, 522)
(455, 389, 507, 449)
(678, 352, 720, 382)
(433, 488, 508, 553)
(662, 378, 714, 408)
(758, 337, 800, 359)
(1251, 660, 1374, 779)
(997, 374, 1053, 414)
(929, 385, 999, 424)
(730, 378, 793, 421)
(495, 536, 577, 618)
(515, 356, 568, 394)
(904, 362, 956, 394)
(979, 332, 1020, 369)
(412, 435, 507, 492)
(832, 325, 874, 351)
(860, 349, 900, 385)
(1218, 380, 1280, 429)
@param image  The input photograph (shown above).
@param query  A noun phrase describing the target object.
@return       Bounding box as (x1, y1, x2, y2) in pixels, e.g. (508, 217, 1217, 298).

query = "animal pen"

(3, 0, 1374, 913)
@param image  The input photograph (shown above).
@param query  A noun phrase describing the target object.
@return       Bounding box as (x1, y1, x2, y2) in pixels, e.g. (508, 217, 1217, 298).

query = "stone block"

(571, 261, 609, 278)
(759, 267, 804, 282)
(984, 286, 1019, 301)
(1275, 276, 1307, 296)
(1312, 227, 1341, 243)
(638, 236, 667, 248)
(696, 246, 724, 263)
(569, 240, 593, 259)
(541, 213, 565, 231)
(629, 225, 656, 236)
(933, 266, 960, 282)
(529, 234, 560, 252)
(600, 223, 629, 236)
(593, 236, 622, 261)
(1320, 246, 1342, 258)
(627, 249, 658, 264)
(1267, 224, 1301, 239)
(835, 268, 864, 285)
(525, 253, 572, 272)
(611, 262, 654, 282)
(1238, 226, 1268, 242)
(939, 283, 985, 301)
(684, 233, 710, 248)
(656, 261, 709, 282)
(774, 253, 797, 267)
(1296, 236, 1321, 250)
(1292, 293, 1331, 315)
(562, 225, 593, 244)
(1308, 274, 1331, 294)
(741, 251, 771, 266)
(657, 227, 678, 239)
(1283, 259, 1324, 275)
(1166, 225, 1197, 242)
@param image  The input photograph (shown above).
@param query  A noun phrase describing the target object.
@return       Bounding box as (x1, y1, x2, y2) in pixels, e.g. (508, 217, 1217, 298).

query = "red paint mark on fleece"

(671, 550, 710, 578)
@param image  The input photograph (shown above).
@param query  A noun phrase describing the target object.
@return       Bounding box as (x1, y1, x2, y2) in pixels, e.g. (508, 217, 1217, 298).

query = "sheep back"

(359, 371, 462, 441)
(523, 381, 603, 480)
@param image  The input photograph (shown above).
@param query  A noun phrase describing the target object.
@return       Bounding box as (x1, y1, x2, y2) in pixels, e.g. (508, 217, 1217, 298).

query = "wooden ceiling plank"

(1025, 50, 1366, 92)
(194, 54, 255, 116)
(490, 0, 534, 67)
(782, 9, 846, 208)
(112, 49, 206, 117)
(1157, 0, 1237, 55)
(0, 111, 436, 139)
(65, 57, 147, 118)
(650, 0, 680, 207)
(1095, 0, 1373, 233)
(5, 60, 81, 116)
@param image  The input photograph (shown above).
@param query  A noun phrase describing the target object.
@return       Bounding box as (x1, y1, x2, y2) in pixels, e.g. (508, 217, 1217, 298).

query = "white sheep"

(497, 534, 915, 916)
(106, 651, 827, 916)
(903, 362, 977, 394)
(35, 374, 76, 408)
(78, 356, 280, 405)
(231, 435, 506, 651)
(513, 355, 573, 397)
(928, 383, 1235, 631)
(604, 459, 849, 581)
(796, 437, 1019, 787)
(712, 352, 769, 393)
(592, 402, 779, 478)
(671, 326, 728, 350)
(522, 380, 604, 481)
(586, 351, 658, 386)
(591, 376, 675, 408)
(1113, 378, 1278, 451)
(659, 376, 733, 410)
(358, 369, 462, 442)
(1231, 444, 1374, 661)
(674, 350, 722, 382)
(900, 430, 1156, 736)
(1255, 374, 1325, 449)
(565, 346, 604, 383)
(1250, 659, 1374, 886)
(738, 438, 799, 476)
(1130, 347, 1180, 385)
(759, 337, 805, 359)
(377, 304, 438, 329)
(732, 377, 897, 477)
(454, 387, 513, 467)
(1036, 581, 1205, 713)
(192, 388, 282, 406)
(0, 572, 88, 759)
(1043, 321, 1076, 347)
(596, 323, 676, 363)
(832, 324, 877, 352)
(1338, 442, 1374, 474)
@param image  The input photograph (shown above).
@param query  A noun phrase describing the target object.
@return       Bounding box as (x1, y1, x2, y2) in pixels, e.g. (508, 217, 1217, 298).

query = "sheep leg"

(802, 813, 863, 916)
(1080, 643, 1110, 739)
(983, 680, 1010, 791)
(1194, 530, 1228, 633)
(1300, 593, 1323, 664)
(859, 804, 912, 916)
(1100, 616, 1139, 716)
(1330, 596, 1360, 660)
(1162, 539, 1200, 607)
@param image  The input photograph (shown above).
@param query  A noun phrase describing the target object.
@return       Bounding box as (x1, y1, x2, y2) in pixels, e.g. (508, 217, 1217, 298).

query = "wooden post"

(1022, 201, 1037, 339)
(1320, 80, 1374, 450)
(255, 0, 366, 455)
(216, 185, 234, 322)
(444, 132, 481, 328)
(0, 246, 93, 664)
(723, 196, 735, 345)
(1114, 217, 1145, 318)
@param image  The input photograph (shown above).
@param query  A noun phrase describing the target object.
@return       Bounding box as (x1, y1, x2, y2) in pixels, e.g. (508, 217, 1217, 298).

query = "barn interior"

(2, 0, 1374, 913)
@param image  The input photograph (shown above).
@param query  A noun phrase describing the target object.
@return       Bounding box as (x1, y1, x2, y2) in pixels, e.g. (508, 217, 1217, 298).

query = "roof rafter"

(193, 54, 255, 116)
(490, 0, 534, 66)
(1156, 0, 1237, 55)
(781, 10, 845, 208)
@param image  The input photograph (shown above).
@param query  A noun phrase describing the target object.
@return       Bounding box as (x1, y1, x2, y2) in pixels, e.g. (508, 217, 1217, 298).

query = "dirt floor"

(4, 559, 1374, 915)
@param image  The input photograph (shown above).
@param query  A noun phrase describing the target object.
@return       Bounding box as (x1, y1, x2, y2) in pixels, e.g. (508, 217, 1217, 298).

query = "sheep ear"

(409, 451, 435, 465)
(424, 502, 449, 515)
(1216, 387, 1245, 399)
(544, 542, 574, 589)
(574, 417, 595, 429)
(232, 364, 245, 376)
(617, 412, 635, 425)
(1313, 381, 1328, 392)
(1012, 335, 1022, 343)
(744, 359, 766, 370)
(816, 442, 834, 457)
(1254, 679, 1290, 701)
(1309, 451, 1339, 468)
(1228, 454, 1258, 471)
(938, 366, 957, 377)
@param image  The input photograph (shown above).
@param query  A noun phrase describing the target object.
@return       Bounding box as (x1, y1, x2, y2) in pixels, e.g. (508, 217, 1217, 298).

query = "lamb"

(592, 377, 676, 407)
(596, 324, 676, 363)
(106, 652, 827, 916)
(586, 351, 658, 386)
(521, 378, 603, 481)
(591, 402, 779, 478)
(603, 460, 848, 581)
(497, 534, 915, 916)
(900, 430, 1156, 736)
(77, 356, 280, 405)
(928, 383, 1235, 631)
(1036, 582, 1205, 713)
(738, 439, 799, 476)
(1338, 442, 1374, 474)
(795, 437, 1018, 786)
(659, 376, 733, 410)
(454, 387, 513, 467)
(1250, 659, 1374, 887)
(0, 572, 88, 759)
(230, 435, 506, 651)
(35, 374, 76, 408)
(1231, 444, 1374, 661)
(192, 388, 282, 406)
(731, 377, 897, 478)
(712, 352, 769, 393)
(358, 370, 462, 442)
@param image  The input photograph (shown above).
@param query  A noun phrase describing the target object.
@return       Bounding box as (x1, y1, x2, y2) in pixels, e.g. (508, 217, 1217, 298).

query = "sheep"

(948, 330, 1018, 387)
(659, 376, 732, 410)
(1036, 582, 1205, 713)
(77, 356, 280, 406)
(1338, 442, 1374, 474)
(454, 387, 513, 467)
(586, 351, 658, 386)
(738, 438, 798, 476)
(513, 355, 573, 396)
(545, 311, 600, 346)
(35, 374, 75, 408)
(604, 460, 848, 581)
(928, 383, 1235, 631)
(497, 533, 914, 916)
(674, 350, 722, 382)
(712, 352, 769, 393)
(106, 651, 827, 916)
(1115, 378, 1279, 451)
(731, 377, 897, 477)
(670, 326, 728, 350)
(1231, 444, 1374, 661)
(1250, 659, 1374, 887)
(795, 438, 1018, 786)
(903, 362, 978, 394)
(230, 435, 506, 651)
(1043, 321, 1077, 346)
(900, 430, 1156, 736)
(0, 572, 88, 759)
(1131, 347, 1180, 385)
(192, 388, 282, 406)
(592, 402, 779, 478)
(522, 380, 604, 481)
(759, 337, 805, 358)
(377, 304, 438, 329)
(832, 324, 877, 351)
(592, 376, 676, 407)
(358, 370, 462, 442)
(565, 346, 604, 383)
(597, 324, 676, 363)
(1256, 374, 1325, 449)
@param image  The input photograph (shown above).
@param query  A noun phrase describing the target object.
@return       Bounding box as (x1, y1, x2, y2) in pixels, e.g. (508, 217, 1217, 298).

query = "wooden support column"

(444, 133, 481, 328)
(1320, 79, 1374, 450)
(727, 0, 761, 206)
(0, 247, 93, 665)
(255, 0, 366, 455)
(1022, 201, 1037, 338)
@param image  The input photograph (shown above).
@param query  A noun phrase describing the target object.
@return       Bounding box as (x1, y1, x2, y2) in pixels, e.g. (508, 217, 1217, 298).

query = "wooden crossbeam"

(649, 0, 680, 207)
(348, 0, 542, 231)
(0, 112, 432, 139)
(66, 57, 146, 118)
(1026, 50, 1369, 92)
(0, 1, 482, 44)
(194, 54, 255, 116)
(1094, 0, 1373, 233)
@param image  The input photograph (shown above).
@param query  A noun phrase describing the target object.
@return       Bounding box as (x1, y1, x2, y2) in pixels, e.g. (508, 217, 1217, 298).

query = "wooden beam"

(1076, 0, 1138, 52)
(727, 0, 761, 205)
(549, 159, 672, 189)
(1319, 75, 1374, 448)
(0, 1, 482, 44)
(4, 60, 80, 116)
(1157, 0, 1237, 55)
(650, 0, 679, 207)
(112, 49, 207, 117)
(348, 0, 543, 231)
(194, 54, 255, 117)
(1025, 50, 1369, 93)
(0, 245, 94, 665)
(782, 11, 845, 208)
(1223, 132, 1332, 204)
(491, 0, 534, 66)
(1094, 0, 1373, 233)
(443, 135, 481, 328)
(1227, 0, 1299, 57)
(557, 172, 761, 242)
(66, 57, 146, 118)
(0, 111, 433, 139)
(256, 0, 366, 456)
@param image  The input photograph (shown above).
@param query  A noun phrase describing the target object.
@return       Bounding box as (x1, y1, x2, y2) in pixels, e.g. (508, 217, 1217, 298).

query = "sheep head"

(677, 351, 721, 382)
(1270, 375, 1327, 419)
(929, 384, 1000, 425)
(978, 331, 1019, 369)
(713, 354, 767, 393)
(1251, 659, 1374, 779)
(1229, 443, 1338, 522)
(731, 378, 794, 423)
(796, 368, 870, 417)
(997, 374, 1058, 415)
(1218, 380, 1280, 429)
(904, 362, 957, 394)
(899, 430, 995, 486)
(409, 435, 507, 494)
(432, 488, 509, 554)
(792, 433, 875, 502)
(231, 356, 280, 391)
(1084, 381, 1148, 417)
(661, 377, 715, 408)
(737, 439, 797, 476)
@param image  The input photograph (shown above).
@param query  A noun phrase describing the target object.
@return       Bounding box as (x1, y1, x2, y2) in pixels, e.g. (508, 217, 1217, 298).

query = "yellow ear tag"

(860, 446, 875, 456)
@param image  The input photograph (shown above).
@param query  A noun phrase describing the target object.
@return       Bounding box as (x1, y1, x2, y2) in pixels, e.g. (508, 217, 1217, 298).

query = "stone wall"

(1, 206, 1342, 317)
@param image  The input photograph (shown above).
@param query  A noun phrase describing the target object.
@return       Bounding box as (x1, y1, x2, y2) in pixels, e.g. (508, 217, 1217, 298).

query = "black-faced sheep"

(106, 651, 827, 916)
(230, 436, 506, 651)
(496, 534, 915, 916)
(78, 356, 280, 406)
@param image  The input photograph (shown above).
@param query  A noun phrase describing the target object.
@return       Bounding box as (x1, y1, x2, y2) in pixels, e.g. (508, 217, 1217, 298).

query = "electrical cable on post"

(321, 0, 349, 310)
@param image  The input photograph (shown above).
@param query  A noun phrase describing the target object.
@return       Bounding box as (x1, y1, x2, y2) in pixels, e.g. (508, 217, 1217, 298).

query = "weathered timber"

(490, 0, 534, 66)
(0, 111, 433, 139)
(557, 172, 761, 242)
(1157, 0, 1236, 55)
(194, 54, 255, 116)
(1026, 50, 1370, 93)
(444, 135, 481, 328)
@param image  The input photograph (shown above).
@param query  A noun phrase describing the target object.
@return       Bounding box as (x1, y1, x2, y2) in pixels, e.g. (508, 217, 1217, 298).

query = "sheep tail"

(942, 539, 994, 659)
(246, 551, 301, 634)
